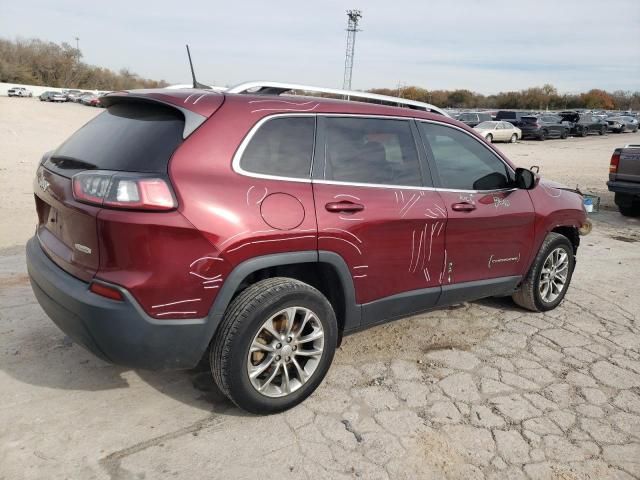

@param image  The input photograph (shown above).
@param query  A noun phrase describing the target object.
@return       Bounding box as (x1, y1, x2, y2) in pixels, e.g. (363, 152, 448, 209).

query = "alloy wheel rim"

(247, 306, 324, 398)
(539, 247, 569, 303)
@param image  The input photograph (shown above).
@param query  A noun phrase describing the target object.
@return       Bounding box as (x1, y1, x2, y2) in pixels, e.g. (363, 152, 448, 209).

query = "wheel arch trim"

(205, 250, 361, 344)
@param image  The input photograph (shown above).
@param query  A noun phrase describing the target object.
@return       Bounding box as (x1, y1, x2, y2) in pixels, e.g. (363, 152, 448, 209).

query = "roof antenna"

(186, 45, 211, 89)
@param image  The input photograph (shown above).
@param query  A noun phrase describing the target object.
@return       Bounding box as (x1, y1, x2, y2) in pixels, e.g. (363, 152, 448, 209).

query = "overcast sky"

(2, 0, 639, 94)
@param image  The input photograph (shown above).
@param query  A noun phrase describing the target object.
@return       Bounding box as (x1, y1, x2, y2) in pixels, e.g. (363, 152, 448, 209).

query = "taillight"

(610, 150, 621, 173)
(72, 171, 176, 211)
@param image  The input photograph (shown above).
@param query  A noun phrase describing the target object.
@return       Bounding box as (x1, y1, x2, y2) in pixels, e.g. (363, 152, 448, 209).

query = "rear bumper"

(26, 236, 211, 370)
(607, 180, 640, 196)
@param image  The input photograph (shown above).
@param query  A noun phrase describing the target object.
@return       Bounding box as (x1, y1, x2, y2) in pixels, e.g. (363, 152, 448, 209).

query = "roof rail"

(226, 81, 450, 117)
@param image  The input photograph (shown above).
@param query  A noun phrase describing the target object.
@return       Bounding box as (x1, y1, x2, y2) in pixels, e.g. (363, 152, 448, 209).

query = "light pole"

(74, 37, 80, 62)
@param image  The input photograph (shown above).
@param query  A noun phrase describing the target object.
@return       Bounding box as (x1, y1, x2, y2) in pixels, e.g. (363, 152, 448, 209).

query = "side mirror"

(515, 168, 536, 190)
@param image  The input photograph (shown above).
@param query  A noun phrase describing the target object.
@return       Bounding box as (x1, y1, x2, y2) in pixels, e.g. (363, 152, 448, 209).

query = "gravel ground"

(1, 97, 639, 479)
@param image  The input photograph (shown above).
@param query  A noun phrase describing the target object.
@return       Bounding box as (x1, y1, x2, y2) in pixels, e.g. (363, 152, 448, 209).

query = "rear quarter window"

(239, 116, 315, 179)
(49, 103, 184, 175)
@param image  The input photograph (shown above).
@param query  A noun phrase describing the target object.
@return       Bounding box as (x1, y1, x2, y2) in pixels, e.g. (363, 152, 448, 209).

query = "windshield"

(475, 121, 497, 129)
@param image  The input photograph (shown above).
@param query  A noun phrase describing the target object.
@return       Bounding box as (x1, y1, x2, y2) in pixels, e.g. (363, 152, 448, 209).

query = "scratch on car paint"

(423, 267, 430, 282)
(353, 265, 368, 269)
(334, 194, 361, 201)
(401, 193, 422, 218)
(250, 104, 320, 114)
(189, 257, 224, 268)
(440, 249, 448, 284)
(353, 274, 367, 279)
(255, 187, 268, 205)
(408, 230, 416, 272)
(248, 99, 317, 106)
(152, 298, 202, 309)
(189, 272, 221, 281)
(541, 183, 562, 198)
(435, 205, 447, 216)
(488, 253, 521, 269)
(226, 235, 317, 254)
(219, 230, 251, 247)
(493, 196, 511, 209)
(155, 311, 198, 316)
(318, 236, 362, 255)
(338, 216, 364, 221)
(322, 228, 362, 244)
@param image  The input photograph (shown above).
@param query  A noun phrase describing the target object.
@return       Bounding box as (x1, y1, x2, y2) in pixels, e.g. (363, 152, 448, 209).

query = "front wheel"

(485, 134, 493, 143)
(512, 233, 575, 312)
(560, 129, 568, 139)
(538, 130, 547, 141)
(510, 134, 517, 143)
(579, 128, 588, 137)
(211, 277, 338, 414)
(599, 126, 606, 135)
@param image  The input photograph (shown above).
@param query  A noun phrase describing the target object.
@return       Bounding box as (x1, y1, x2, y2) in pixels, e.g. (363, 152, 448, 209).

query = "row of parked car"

(455, 110, 638, 143)
(39, 89, 107, 107)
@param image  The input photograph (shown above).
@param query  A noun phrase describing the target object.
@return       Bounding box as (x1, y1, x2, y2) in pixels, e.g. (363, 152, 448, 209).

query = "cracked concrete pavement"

(1, 211, 639, 480)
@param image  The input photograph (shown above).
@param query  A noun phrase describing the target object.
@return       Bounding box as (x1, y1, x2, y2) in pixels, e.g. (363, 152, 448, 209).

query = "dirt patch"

(0, 273, 29, 288)
(610, 234, 638, 243)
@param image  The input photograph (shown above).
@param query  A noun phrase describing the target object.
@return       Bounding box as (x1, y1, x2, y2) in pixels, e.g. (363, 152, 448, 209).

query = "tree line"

(369, 84, 640, 111)
(0, 37, 168, 90)
(2, 37, 638, 110)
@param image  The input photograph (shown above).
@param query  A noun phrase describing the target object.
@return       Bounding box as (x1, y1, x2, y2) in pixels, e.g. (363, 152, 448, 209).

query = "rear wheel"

(510, 134, 517, 143)
(512, 233, 575, 312)
(560, 129, 568, 139)
(599, 126, 606, 135)
(211, 278, 338, 414)
(538, 130, 547, 141)
(619, 204, 640, 217)
(579, 127, 588, 137)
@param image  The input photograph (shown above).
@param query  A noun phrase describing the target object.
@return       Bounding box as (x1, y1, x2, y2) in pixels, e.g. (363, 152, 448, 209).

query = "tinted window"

(240, 117, 315, 179)
(419, 122, 511, 191)
(478, 113, 492, 121)
(324, 117, 422, 186)
(50, 103, 184, 174)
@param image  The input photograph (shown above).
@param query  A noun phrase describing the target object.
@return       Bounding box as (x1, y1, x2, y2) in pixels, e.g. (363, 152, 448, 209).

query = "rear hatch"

(616, 147, 640, 182)
(34, 94, 218, 281)
(520, 116, 540, 130)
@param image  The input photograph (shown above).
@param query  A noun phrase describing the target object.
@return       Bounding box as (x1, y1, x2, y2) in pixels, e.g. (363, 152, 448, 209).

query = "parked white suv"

(7, 87, 33, 97)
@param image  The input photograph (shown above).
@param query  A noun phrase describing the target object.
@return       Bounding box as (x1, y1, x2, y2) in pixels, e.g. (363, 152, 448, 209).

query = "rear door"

(417, 121, 535, 302)
(312, 116, 447, 327)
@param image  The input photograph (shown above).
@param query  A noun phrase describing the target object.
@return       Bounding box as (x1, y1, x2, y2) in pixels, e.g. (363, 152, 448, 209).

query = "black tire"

(560, 129, 568, 139)
(619, 204, 640, 217)
(538, 130, 547, 141)
(512, 233, 575, 312)
(510, 134, 517, 143)
(211, 277, 338, 414)
(485, 134, 493, 143)
(599, 126, 606, 135)
(579, 127, 588, 137)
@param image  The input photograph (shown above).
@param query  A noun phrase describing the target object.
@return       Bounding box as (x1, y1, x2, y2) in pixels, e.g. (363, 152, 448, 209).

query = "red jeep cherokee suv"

(27, 84, 590, 413)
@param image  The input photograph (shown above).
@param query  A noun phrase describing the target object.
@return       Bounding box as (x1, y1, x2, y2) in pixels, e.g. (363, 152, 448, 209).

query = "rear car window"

(240, 117, 315, 179)
(419, 122, 511, 191)
(324, 117, 422, 186)
(48, 103, 184, 175)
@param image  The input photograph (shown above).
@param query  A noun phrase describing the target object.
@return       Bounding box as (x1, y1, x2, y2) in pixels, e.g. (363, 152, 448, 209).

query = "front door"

(417, 120, 535, 301)
(312, 116, 447, 327)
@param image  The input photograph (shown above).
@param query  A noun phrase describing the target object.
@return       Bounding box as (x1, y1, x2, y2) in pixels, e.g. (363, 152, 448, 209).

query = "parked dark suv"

(559, 112, 608, 137)
(519, 115, 570, 140)
(26, 83, 591, 413)
(456, 111, 493, 128)
(495, 110, 531, 126)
